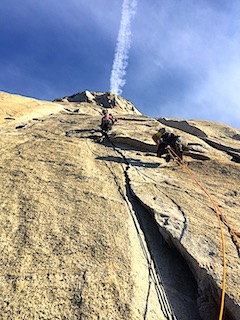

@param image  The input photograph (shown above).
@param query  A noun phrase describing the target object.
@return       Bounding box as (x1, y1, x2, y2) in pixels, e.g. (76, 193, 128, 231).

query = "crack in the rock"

(105, 139, 180, 320)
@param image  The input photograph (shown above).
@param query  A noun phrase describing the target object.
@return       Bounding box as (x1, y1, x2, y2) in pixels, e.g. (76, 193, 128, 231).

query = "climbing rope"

(88, 131, 238, 319)
(166, 146, 236, 320)
(85, 136, 176, 319)
(167, 146, 240, 252)
(103, 136, 177, 320)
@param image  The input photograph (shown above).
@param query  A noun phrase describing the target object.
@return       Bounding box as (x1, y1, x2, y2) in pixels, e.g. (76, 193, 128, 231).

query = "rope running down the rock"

(166, 146, 229, 320)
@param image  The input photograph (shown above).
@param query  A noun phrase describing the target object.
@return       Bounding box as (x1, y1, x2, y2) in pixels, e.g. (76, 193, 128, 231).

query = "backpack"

(101, 117, 112, 132)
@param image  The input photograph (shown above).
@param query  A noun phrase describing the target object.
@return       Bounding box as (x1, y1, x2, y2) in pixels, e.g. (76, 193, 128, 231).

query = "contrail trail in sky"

(110, 0, 137, 95)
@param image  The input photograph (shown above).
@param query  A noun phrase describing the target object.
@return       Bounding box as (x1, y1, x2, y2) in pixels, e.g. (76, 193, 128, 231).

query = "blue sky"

(0, 0, 240, 129)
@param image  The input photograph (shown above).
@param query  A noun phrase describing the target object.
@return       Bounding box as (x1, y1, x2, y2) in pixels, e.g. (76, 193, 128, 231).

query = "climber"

(152, 128, 183, 162)
(100, 109, 116, 136)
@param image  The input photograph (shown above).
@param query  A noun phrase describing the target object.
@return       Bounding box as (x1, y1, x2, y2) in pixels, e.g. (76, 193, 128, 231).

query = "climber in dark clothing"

(152, 128, 183, 162)
(100, 109, 116, 137)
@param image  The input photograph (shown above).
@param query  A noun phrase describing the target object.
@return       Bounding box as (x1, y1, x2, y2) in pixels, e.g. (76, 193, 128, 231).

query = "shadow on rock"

(96, 155, 160, 168)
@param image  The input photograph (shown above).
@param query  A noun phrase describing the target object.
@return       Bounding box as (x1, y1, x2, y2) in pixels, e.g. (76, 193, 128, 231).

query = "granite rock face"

(53, 91, 139, 114)
(0, 91, 239, 320)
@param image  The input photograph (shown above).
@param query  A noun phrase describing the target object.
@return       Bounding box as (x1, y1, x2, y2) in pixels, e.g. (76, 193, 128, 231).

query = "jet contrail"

(110, 0, 137, 95)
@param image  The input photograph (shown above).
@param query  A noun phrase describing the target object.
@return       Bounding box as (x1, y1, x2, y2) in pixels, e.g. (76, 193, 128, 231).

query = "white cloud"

(110, 0, 138, 94)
